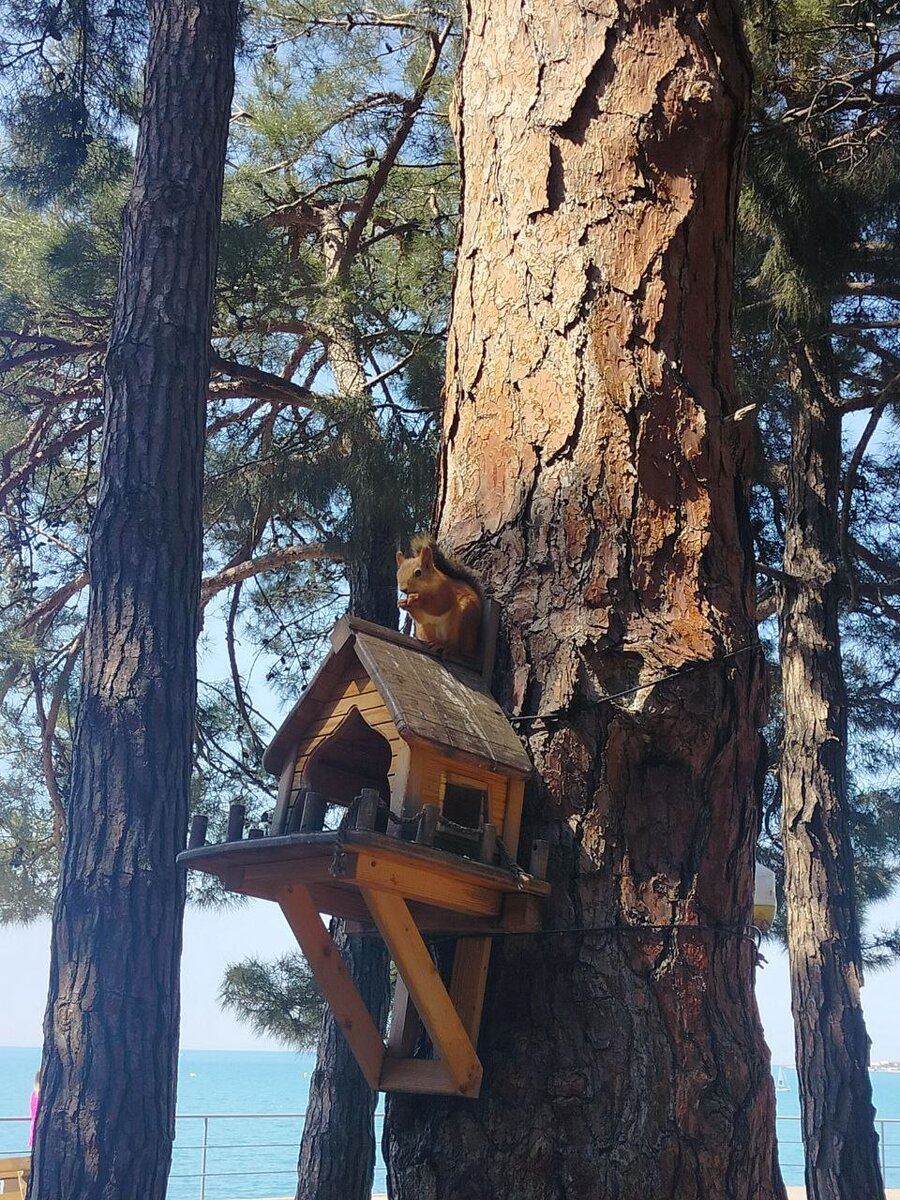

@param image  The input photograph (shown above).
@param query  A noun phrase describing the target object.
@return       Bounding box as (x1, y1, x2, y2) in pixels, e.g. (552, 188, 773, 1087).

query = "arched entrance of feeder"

(301, 708, 392, 827)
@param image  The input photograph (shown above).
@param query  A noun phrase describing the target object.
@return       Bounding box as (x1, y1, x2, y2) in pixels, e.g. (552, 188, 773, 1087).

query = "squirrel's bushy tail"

(410, 532, 483, 596)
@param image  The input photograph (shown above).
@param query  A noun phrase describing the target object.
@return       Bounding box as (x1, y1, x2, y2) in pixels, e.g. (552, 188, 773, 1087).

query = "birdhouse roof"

(264, 616, 532, 779)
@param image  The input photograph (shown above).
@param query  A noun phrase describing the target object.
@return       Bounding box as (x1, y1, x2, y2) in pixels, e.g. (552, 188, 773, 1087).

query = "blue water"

(2, 1048, 899, 1197)
(0, 1047, 343, 1200)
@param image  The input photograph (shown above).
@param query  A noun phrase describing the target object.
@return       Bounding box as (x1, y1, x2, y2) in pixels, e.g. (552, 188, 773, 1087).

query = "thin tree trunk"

(779, 342, 883, 1200)
(30, 4, 238, 1198)
(322, 224, 400, 630)
(387, 2, 783, 1197)
(296, 264, 393, 1200)
(296, 928, 390, 1200)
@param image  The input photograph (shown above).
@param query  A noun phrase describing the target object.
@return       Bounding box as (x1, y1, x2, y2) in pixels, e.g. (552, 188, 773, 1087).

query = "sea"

(1, 1047, 899, 1199)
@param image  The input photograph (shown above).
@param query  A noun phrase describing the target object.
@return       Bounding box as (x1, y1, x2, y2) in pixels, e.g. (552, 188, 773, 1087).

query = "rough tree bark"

(386, 2, 784, 1198)
(779, 342, 883, 1200)
(30, 4, 238, 1199)
(296, 927, 390, 1200)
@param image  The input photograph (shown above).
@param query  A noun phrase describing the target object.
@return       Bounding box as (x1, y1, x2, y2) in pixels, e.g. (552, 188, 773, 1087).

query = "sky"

(3, 890, 900, 1064)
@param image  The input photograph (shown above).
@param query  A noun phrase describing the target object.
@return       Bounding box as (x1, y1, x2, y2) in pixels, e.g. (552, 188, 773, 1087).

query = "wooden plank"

(279, 885, 385, 1089)
(263, 641, 356, 774)
(179, 829, 550, 895)
(402, 729, 530, 780)
(449, 937, 492, 1043)
(385, 975, 422, 1059)
(0, 1156, 30, 1178)
(378, 1057, 461, 1096)
(296, 708, 401, 752)
(409, 748, 508, 822)
(362, 887, 482, 1097)
(346, 832, 550, 893)
(389, 740, 413, 816)
(353, 852, 501, 918)
(291, 688, 388, 730)
(271, 750, 299, 836)
(303, 882, 373, 923)
(0, 1155, 29, 1199)
(348, 906, 502, 935)
(502, 777, 525, 859)
(243, 859, 351, 891)
(239, 875, 375, 923)
(305, 686, 387, 717)
(293, 714, 403, 791)
(501, 892, 542, 932)
(337, 614, 438, 660)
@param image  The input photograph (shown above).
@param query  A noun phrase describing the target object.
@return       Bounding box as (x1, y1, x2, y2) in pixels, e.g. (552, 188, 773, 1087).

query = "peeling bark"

(30, 4, 238, 1198)
(779, 343, 883, 1200)
(387, 2, 783, 1197)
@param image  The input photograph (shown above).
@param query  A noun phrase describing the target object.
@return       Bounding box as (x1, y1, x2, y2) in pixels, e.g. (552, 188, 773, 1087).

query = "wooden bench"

(0, 1155, 30, 1197)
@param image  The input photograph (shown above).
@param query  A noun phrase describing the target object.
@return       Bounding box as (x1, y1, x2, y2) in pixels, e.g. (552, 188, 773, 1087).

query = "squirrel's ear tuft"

(419, 543, 434, 567)
(396, 550, 406, 566)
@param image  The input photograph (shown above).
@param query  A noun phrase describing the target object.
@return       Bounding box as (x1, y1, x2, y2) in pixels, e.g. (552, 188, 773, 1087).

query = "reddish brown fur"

(396, 536, 482, 660)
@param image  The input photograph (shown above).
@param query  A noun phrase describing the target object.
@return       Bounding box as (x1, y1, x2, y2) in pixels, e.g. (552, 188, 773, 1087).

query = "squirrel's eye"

(414, 568, 423, 577)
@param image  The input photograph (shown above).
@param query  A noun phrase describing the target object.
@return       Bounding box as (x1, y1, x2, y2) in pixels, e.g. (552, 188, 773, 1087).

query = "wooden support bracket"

(362, 887, 483, 1098)
(278, 882, 486, 1098)
(449, 937, 492, 1042)
(278, 885, 385, 1090)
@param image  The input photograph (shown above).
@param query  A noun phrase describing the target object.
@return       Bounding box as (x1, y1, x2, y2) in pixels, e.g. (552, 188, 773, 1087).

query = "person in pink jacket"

(28, 1070, 40, 1148)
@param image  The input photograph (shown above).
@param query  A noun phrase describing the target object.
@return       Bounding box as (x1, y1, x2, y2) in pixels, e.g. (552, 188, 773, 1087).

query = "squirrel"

(396, 534, 483, 660)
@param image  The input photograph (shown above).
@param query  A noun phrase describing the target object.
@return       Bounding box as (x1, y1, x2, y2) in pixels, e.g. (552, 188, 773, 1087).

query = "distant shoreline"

(5, 1044, 900, 1069)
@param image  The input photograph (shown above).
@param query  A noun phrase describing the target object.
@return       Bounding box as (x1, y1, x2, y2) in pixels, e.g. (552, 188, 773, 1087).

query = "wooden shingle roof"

(264, 616, 531, 778)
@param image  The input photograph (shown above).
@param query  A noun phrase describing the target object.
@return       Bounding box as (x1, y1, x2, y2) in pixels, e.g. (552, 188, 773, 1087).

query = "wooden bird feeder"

(178, 612, 549, 1098)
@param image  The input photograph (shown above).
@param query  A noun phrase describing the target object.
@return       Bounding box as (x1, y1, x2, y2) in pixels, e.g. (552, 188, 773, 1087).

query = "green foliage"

(219, 952, 324, 1049)
(0, 0, 456, 937)
(0, 0, 145, 201)
(742, 0, 900, 963)
(743, 0, 900, 329)
(0, 718, 58, 923)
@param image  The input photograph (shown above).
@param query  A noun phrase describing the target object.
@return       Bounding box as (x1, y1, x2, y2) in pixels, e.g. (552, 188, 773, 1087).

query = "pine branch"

(0, 414, 103, 506)
(340, 20, 452, 273)
(18, 572, 90, 636)
(226, 583, 266, 760)
(840, 374, 900, 608)
(832, 320, 900, 332)
(0, 332, 107, 370)
(210, 353, 325, 410)
(32, 633, 81, 849)
(839, 282, 900, 300)
(199, 542, 345, 604)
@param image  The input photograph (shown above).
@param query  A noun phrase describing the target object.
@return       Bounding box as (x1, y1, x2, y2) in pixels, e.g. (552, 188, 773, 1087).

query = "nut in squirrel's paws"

(398, 592, 420, 609)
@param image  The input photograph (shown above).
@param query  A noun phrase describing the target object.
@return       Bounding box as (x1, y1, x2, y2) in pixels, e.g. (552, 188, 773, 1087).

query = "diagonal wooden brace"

(278, 882, 486, 1098)
(279, 884, 385, 1090)
(361, 887, 483, 1097)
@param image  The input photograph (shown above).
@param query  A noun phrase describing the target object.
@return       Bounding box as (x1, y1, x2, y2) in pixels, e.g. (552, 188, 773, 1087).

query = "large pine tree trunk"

(386, 3, 784, 1197)
(779, 343, 883, 1200)
(30, 4, 238, 1198)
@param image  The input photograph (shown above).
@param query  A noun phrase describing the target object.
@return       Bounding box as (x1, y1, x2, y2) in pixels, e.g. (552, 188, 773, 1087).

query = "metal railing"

(775, 1115, 900, 1189)
(168, 1113, 327, 1200)
(3, 1113, 898, 1197)
(0, 1112, 388, 1200)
